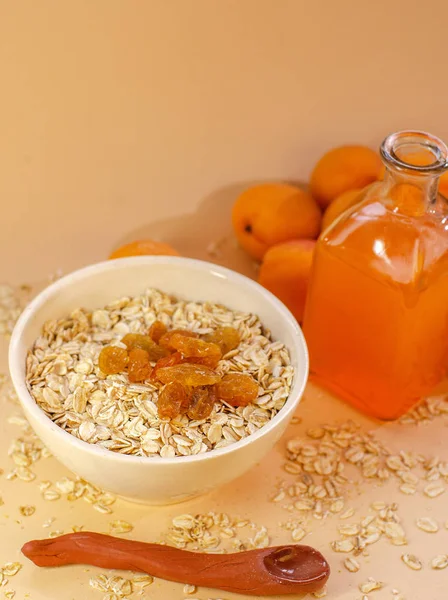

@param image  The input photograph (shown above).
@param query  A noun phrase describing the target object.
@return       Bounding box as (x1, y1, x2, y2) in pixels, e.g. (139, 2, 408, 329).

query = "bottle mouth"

(380, 130, 448, 175)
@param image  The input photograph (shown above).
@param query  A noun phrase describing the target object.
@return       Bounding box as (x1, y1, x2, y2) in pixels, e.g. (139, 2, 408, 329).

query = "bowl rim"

(9, 256, 309, 465)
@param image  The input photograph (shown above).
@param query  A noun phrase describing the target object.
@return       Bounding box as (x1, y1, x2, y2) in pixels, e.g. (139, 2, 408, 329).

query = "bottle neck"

(382, 167, 440, 215)
(380, 131, 448, 217)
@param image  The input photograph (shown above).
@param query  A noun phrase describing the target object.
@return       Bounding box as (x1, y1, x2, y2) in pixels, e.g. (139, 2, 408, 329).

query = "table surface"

(0, 235, 447, 600)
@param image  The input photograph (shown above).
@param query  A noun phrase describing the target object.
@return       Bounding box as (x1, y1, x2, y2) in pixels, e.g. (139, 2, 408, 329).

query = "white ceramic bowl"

(9, 257, 308, 504)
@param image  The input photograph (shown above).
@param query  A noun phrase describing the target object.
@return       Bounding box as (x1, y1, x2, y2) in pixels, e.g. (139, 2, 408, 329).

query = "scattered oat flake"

(183, 584, 197, 594)
(339, 507, 355, 519)
(42, 490, 61, 501)
(416, 517, 438, 533)
(4, 591, 15, 599)
(423, 483, 445, 498)
(331, 539, 354, 553)
(431, 554, 448, 570)
(48, 530, 64, 538)
(2, 563, 22, 577)
(19, 505, 35, 517)
(359, 579, 383, 593)
(400, 484, 417, 495)
(401, 553, 422, 570)
(291, 527, 306, 542)
(89, 575, 108, 592)
(330, 500, 344, 514)
(338, 524, 360, 536)
(272, 490, 285, 503)
(307, 427, 325, 439)
(344, 556, 360, 572)
(384, 522, 406, 539)
(133, 574, 154, 586)
(93, 502, 112, 514)
(312, 586, 327, 598)
(109, 519, 133, 534)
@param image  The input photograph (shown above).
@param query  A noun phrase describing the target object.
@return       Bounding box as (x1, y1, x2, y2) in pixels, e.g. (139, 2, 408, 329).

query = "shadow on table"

(109, 178, 308, 280)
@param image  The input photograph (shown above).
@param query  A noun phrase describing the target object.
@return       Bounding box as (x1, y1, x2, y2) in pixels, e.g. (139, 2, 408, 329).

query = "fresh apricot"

(109, 239, 180, 259)
(321, 188, 364, 232)
(232, 183, 321, 261)
(258, 239, 316, 323)
(310, 145, 382, 209)
(439, 171, 448, 198)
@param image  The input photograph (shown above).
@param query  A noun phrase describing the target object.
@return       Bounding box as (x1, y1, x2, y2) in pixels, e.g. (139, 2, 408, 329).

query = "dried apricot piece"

(156, 363, 221, 387)
(98, 346, 129, 375)
(158, 329, 199, 350)
(157, 381, 188, 420)
(121, 333, 168, 361)
(148, 320, 167, 344)
(187, 386, 216, 420)
(215, 373, 259, 406)
(128, 348, 151, 383)
(203, 326, 241, 355)
(170, 333, 222, 362)
(150, 351, 184, 381)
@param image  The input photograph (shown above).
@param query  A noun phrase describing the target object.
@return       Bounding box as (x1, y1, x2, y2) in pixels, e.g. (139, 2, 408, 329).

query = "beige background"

(1, 0, 448, 282)
(0, 2, 447, 599)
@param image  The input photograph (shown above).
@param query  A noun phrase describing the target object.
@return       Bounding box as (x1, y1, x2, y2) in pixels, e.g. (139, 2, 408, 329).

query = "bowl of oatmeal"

(9, 257, 308, 504)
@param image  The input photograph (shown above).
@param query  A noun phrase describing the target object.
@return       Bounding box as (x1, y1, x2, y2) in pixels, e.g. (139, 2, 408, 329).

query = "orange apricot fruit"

(109, 239, 180, 259)
(321, 188, 364, 232)
(231, 183, 321, 261)
(310, 145, 382, 209)
(439, 171, 448, 198)
(258, 239, 316, 323)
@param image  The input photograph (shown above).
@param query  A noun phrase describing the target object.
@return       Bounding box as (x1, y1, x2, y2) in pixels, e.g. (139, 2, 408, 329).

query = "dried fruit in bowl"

(216, 373, 259, 407)
(121, 333, 168, 361)
(98, 346, 129, 375)
(203, 326, 241, 355)
(158, 381, 189, 420)
(128, 348, 152, 383)
(156, 363, 221, 387)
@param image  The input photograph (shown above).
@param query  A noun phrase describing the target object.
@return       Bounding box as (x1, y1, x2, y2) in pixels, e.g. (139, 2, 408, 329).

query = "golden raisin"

(121, 333, 168, 361)
(203, 326, 241, 355)
(148, 320, 167, 344)
(179, 386, 193, 413)
(187, 386, 216, 420)
(156, 363, 221, 387)
(185, 356, 220, 368)
(170, 333, 222, 362)
(157, 381, 188, 420)
(98, 346, 129, 375)
(128, 348, 151, 383)
(150, 351, 184, 381)
(158, 329, 199, 350)
(215, 373, 259, 407)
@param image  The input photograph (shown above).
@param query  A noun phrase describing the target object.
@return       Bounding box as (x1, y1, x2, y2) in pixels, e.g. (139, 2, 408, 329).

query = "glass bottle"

(303, 131, 448, 420)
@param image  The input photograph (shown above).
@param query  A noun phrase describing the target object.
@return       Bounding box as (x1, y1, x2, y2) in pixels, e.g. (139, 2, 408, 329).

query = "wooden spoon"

(22, 532, 330, 596)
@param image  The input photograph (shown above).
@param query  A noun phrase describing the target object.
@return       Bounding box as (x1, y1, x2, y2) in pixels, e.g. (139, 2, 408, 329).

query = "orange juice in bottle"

(303, 131, 448, 420)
